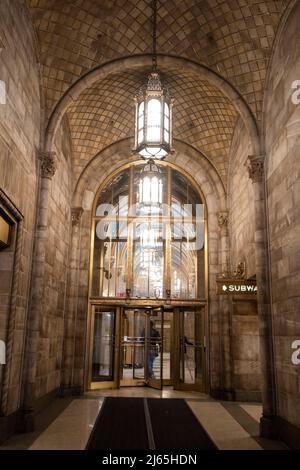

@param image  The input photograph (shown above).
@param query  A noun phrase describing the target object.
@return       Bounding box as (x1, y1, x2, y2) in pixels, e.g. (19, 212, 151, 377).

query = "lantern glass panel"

(138, 101, 144, 144)
(146, 98, 161, 142)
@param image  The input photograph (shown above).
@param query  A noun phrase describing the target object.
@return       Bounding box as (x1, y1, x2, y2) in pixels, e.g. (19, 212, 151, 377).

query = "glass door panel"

(120, 309, 146, 385)
(162, 310, 173, 385)
(145, 308, 164, 389)
(174, 307, 204, 391)
(92, 308, 116, 382)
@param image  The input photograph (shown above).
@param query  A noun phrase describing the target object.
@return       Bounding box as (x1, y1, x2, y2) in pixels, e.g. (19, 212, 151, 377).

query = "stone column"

(218, 211, 234, 400)
(21, 151, 57, 431)
(245, 155, 276, 437)
(218, 212, 230, 276)
(61, 207, 83, 395)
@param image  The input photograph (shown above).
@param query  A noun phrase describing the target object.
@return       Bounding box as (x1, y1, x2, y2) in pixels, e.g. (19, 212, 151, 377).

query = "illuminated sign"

(0, 215, 11, 248)
(217, 279, 257, 295)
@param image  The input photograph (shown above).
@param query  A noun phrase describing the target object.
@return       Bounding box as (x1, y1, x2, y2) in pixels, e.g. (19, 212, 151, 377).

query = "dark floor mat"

(86, 397, 149, 450)
(147, 398, 216, 450)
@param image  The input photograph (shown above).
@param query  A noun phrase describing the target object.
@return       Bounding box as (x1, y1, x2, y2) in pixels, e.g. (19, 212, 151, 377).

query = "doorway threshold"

(84, 386, 210, 401)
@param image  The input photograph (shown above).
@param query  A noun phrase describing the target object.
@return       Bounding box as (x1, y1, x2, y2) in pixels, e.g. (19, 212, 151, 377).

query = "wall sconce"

(0, 214, 11, 249)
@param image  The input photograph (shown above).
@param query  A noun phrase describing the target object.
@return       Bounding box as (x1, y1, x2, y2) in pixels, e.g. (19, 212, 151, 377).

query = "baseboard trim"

(210, 388, 236, 401)
(274, 416, 300, 450)
(234, 390, 262, 403)
(34, 387, 61, 415)
(59, 385, 83, 397)
(0, 410, 21, 445)
(210, 388, 261, 403)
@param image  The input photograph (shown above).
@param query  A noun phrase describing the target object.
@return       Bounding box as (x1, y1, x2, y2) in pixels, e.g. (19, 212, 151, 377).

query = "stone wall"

(231, 298, 261, 401)
(228, 118, 256, 278)
(227, 118, 261, 400)
(264, 1, 300, 435)
(34, 116, 72, 399)
(0, 0, 40, 416)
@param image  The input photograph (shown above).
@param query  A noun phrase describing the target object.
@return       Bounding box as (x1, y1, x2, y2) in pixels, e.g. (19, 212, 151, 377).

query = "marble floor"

(0, 388, 288, 451)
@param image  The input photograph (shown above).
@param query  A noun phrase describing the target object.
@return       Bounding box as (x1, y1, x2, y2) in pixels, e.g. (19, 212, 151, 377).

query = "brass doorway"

(88, 304, 206, 391)
(120, 307, 165, 390)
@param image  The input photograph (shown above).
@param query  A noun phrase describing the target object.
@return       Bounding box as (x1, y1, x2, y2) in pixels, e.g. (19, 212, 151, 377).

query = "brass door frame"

(119, 307, 147, 387)
(87, 305, 121, 390)
(162, 307, 174, 387)
(86, 302, 208, 392)
(173, 306, 206, 392)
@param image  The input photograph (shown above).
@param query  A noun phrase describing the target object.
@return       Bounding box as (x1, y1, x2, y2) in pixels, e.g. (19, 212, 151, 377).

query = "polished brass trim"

(89, 298, 206, 306)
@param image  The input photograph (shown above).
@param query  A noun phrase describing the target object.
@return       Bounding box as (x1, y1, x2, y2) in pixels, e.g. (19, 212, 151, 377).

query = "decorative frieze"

(39, 151, 57, 179)
(245, 155, 265, 183)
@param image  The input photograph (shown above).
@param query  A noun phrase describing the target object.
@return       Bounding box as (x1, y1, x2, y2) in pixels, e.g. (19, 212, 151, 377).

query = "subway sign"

(217, 279, 257, 295)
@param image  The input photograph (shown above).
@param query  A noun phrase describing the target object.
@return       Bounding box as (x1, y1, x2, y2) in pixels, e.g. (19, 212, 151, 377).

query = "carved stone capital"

(246, 155, 265, 183)
(39, 152, 57, 179)
(218, 211, 229, 228)
(71, 207, 83, 226)
(232, 261, 246, 279)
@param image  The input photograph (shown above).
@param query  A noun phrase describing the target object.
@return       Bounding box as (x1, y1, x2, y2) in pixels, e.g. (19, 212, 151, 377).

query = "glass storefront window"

(92, 164, 205, 299)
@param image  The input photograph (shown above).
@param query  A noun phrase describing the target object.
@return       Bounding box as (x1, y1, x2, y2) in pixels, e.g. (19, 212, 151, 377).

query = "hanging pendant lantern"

(134, 72, 173, 159)
(138, 161, 163, 206)
(133, 0, 173, 160)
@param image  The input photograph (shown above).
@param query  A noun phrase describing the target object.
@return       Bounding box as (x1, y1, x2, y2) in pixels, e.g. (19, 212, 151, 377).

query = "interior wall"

(0, 0, 40, 417)
(228, 118, 256, 278)
(227, 118, 261, 400)
(34, 116, 72, 399)
(230, 298, 261, 401)
(264, 1, 300, 437)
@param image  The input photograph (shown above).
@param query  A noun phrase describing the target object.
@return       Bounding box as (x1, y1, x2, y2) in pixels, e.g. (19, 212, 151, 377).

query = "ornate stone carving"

(232, 261, 246, 279)
(71, 207, 83, 226)
(217, 261, 246, 280)
(245, 155, 265, 183)
(39, 152, 57, 179)
(218, 211, 229, 227)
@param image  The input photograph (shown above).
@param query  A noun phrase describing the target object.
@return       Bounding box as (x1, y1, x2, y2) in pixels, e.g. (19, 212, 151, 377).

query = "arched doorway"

(86, 161, 208, 391)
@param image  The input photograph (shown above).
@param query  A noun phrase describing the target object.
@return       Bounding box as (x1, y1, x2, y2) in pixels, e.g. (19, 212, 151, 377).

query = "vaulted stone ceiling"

(68, 67, 238, 181)
(27, 0, 289, 183)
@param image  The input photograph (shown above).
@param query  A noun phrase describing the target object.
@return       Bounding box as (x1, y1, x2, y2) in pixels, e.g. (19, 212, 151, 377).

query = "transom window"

(91, 163, 205, 300)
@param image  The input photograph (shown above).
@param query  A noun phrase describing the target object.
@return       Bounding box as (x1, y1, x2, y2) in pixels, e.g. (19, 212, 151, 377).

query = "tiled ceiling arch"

(67, 66, 238, 182)
(27, 0, 288, 120)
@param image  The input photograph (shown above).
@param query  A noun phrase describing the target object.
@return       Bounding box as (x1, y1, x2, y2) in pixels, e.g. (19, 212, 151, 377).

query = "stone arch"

(68, 138, 226, 393)
(73, 137, 226, 209)
(45, 54, 260, 156)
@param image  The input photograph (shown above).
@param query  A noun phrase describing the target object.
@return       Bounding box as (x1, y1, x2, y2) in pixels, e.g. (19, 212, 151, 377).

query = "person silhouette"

(147, 320, 160, 379)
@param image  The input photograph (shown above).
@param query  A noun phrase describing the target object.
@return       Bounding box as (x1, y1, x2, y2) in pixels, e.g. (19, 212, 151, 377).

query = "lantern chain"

(152, 0, 158, 71)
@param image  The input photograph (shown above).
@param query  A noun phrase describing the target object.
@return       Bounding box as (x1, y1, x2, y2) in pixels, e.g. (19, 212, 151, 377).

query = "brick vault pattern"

(27, 0, 287, 119)
(67, 67, 238, 182)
